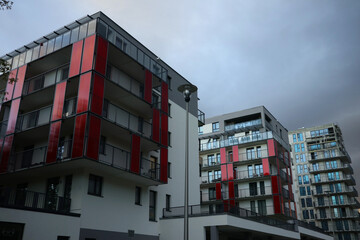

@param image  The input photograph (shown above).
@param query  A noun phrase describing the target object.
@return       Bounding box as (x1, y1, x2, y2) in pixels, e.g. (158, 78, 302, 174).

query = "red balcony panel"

(90, 74, 104, 115)
(273, 195, 281, 214)
(130, 134, 141, 174)
(160, 113, 168, 146)
(230, 199, 235, 207)
(51, 81, 67, 121)
(221, 164, 227, 181)
(216, 182, 221, 200)
(152, 108, 160, 142)
(232, 145, 239, 162)
(161, 81, 168, 113)
(267, 139, 276, 157)
(227, 163, 234, 180)
(271, 175, 279, 194)
(81, 35, 96, 73)
(86, 115, 101, 160)
(69, 40, 84, 78)
(144, 70, 152, 103)
(72, 114, 87, 158)
(229, 181, 235, 199)
(46, 121, 62, 164)
(0, 135, 14, 173)
(6, 99, 20, 135)
(4, 69, 17, 102)
(76, 72, 91, 114)
(220, 148, 226, 164)
(94, 36, 108, 75)
(13, 65, 27, 99)
(160, 147, 168, 183)
(223, 200, 229, 212)
(262, 158, 270, 176)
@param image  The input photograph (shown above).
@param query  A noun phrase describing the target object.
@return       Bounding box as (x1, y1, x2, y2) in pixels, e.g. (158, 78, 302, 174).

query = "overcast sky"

(1, 0, 359, 189)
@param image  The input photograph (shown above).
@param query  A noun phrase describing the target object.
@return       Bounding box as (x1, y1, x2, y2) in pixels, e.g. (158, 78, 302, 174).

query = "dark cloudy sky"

(1, 1, 359, 190)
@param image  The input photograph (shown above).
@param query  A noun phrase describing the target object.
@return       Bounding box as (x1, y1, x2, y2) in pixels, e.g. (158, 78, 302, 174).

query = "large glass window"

(249, 182, 257, 196)
(300, 154, 306, 162)
(254, 164, 263, 176)
(293, 134, 297, 143)
(314, 174, 321, 183)
(88, 174, 103, 196)
(248, 165, 253, 178)
(295, 154, 299, 163)
(149, 190, 157, 221)
(298, 176, 302, 185)
(209, 187, 216, 200)
(258, 200, 266, 215)
(303, 175, 309, 184)
(294, 144, 300, 153)
(301, 143, 305, 152)
(214, 170, 221, 180)
(297, 165, 303, 174)
(208, 171, 214, 183)
(300, 187, 306, 196)
(246, 148, 255, 160)
(297, 133, 304, 141)
(306, 198, 313, 207)
(212, 122, 219, 132)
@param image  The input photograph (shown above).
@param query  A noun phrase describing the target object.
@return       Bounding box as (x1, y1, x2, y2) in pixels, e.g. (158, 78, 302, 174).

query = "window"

(212, 122, 219, 132)
(297, 165, 303, 174)
(293, 134, 297, 143)
(300, 154, 306, 162)
(208, 171, 214, 182)
(167, 162, 171, 178)
(248, 165, 253, 178)
(297, 133, 303, 142)
(303, 175, 309, 184)
(209, 187, 216, 200)
(250, 201, 256, 214)
(301, 143, 305, 152)
(301, 198, 305, 207)
(294, 144, 300, 153)
(149, 190, 157, 221)
(303, 210, 309, 219)
(135, 186, 141, 205)
(303, 164, 308, 173)
(312, 163, 319, 171)
(258, 200, 267, 215)
(214, 170, 221, 180)
(314, 174, 321, 183)
(198, 126, 203, 135)
(300, 187, 306, 196)
(260, 181, 265, 195)
(306, 198, 313, 207)
(99, 136, 106, 154)
(310, 209, 314, 219)
(321, 221, 328, 231)
(298, 176, 302, 185)
(307, 186, 311, 195)
(318, 196, 325, 206)
(88, 174, 103, 196)
(319, 209, 327, 218)
(246, 148, 255, 160)
(316, 185, 323, 194)
(256, 147, 262, 158)
(295, 154, 299, 163)
(254, 164, 263, 176)
(166, 194, 171, 211)
(249, 182, 257, 196)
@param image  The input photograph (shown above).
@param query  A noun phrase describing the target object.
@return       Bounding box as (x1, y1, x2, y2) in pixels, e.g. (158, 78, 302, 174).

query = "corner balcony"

(0, 187, 78, 216)
(224, 119, 262, 134)
(308, 149, 351, 163)
(198, 109, 205, 126)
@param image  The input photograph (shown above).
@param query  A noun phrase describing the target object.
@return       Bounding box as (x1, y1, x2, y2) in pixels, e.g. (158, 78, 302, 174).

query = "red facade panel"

(221, 165, 227, 181)
(232, 145, 239, 162)
(86, 115, 101, 160)
(267, 139, 276, 157)
(46, 121, 62, 164)
(215, 183, 222, 200)
(69, 40, 83, 78)
(161, 81, 168, 113)
(0, 135, 14, 173)
(144, 70, 152, 103)
(152, 109, 160, 142)
(90, 74, 105, 115)
(160, 147, 168, 183)
(271, 175, 279, 194)
(130, 134, 141, 174)
(220, 148, 226, 164)
(228, 181, 235, 199)
(81, 35, 96, 73)
(51, 81, 67, 121)
(12, 65, 27, 99)
(273, 195, 281, 214)
(76, 73, 91, 114)
(4, 69, 17, 102)
(6, 99, 20, 135)
(160, 113, 168, 146)
(227, 163, 234, 180)
(72, 114, 87, 158)
(262, 158, 270, 176)
(94, 36, 108, 75)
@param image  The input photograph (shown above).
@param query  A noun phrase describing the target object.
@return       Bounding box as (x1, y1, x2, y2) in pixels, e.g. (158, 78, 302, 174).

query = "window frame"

(88, 174, 103, 197)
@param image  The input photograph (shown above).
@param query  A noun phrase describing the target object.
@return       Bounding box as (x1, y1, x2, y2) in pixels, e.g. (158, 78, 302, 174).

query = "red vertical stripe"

(271, 175, 279, 194)
(223, 200, 229, 212)
(81, 35, 96, 73)
(273, 195, 281, 214)
(46, 121, 61, 164)
(51, 81, 67, 121)
(12, 65, 27, 99)
(160, 147, 168, 183)
(72, 114, 87, 158)
(227, 163, 234, 180)
(161, 81, 168, 113)
(228, 181, 235, 199)
(152, 109, 160, 142)
(262, 158, 270, 176)
(130, 134, 141, 174)
(6, 99, 20, 135)
(94, 36, 108, 75)
(232, 145, 239, 162)
(160, 113, 168, 146)
(0, 135, 14, 173)
(267, 139, 276, 157)
(221, 165, 227, 181)
(86, 115, 101, 160)
(90, 74, 105, 115)
(220, 148, 226, 164)
(144, 70, 152, 103)
(76, 73, 91, 113)
(4, 69, 17, 102)
(69, 40, 83, 78)
(215, 183, 221, 200)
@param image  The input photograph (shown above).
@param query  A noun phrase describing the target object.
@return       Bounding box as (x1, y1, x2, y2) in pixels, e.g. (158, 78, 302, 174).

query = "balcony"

(200, 131, 274, 152)
(311, 175, 356, 185)
(313, 199, 360, 208)
(201, 186, 272, 202)
(198, 109, 205, 126)
(0, 187, 77, 216)
(308, 149, 350, 163)
(16, 106, 52, 132)
(312, 187, 358, 197)
(224, 119, 262, 133)
(234, 170, 269, 181)
(310, 163, 354, 174)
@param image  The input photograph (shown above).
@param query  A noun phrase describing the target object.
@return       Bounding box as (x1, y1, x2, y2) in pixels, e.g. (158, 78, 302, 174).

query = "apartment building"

(290, 124, 360, 240)
(0, 12, 202, 240)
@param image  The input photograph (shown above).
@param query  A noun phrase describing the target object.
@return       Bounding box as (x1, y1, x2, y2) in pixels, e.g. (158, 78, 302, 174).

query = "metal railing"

(313, 199, 360, 208)
(295, 220, 328, 234)
(310, 163, 354, 173)
(8, 146, 48, 171)
(198, 109, 205, 125)
(311, 174, 355, 184)
(224, 119, 262, 132)
(200, 131, 274, 151)
(162, 204, 296, 232)
(307, 149, 349, 162)
(201, 187, 272, 202)
(16, 105, 52, 132)
(312, 186, 358, 196)
(0, 188, 71, 213)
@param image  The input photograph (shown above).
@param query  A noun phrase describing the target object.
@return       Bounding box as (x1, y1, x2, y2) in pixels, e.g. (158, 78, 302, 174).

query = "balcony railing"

(200, 131, 274, 151)
(201, 186, 272, 202)
(234, 170, 268, 180)
(103, 102, 152, 139)
(311, 174, 355, 185)
(312, 186, 358, 196)
(163, 204, 296, 232)
(16, 106, 52, 132)
(308, 149, 349, 162)
(0, 188, 71, 214)
(313, 199, 360, 208)
(279, 170, 289, 183)
(224, 119, 262, 132)
(310, 163, 354, 173)
(0, 120, 8, 138)
(198, 109, 205, 126)
(99, 143, 160, 181)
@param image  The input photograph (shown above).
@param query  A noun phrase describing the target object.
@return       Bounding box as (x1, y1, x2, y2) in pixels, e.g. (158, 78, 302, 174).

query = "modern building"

(290, 124, 360, 240)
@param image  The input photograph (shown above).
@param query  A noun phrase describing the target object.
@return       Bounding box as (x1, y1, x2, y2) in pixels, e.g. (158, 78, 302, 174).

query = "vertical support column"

(130, 134, 141, 174)
(232, 145, 239, 162)
(72, 113, 87, 158)
(46, 121, 62, 164)
(262, 158, 270, 176)
(160, 147, 168, 183)
(76, 73, 91, 114)
(271, 175, 281, 214)
(220, 148, 227, 181)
